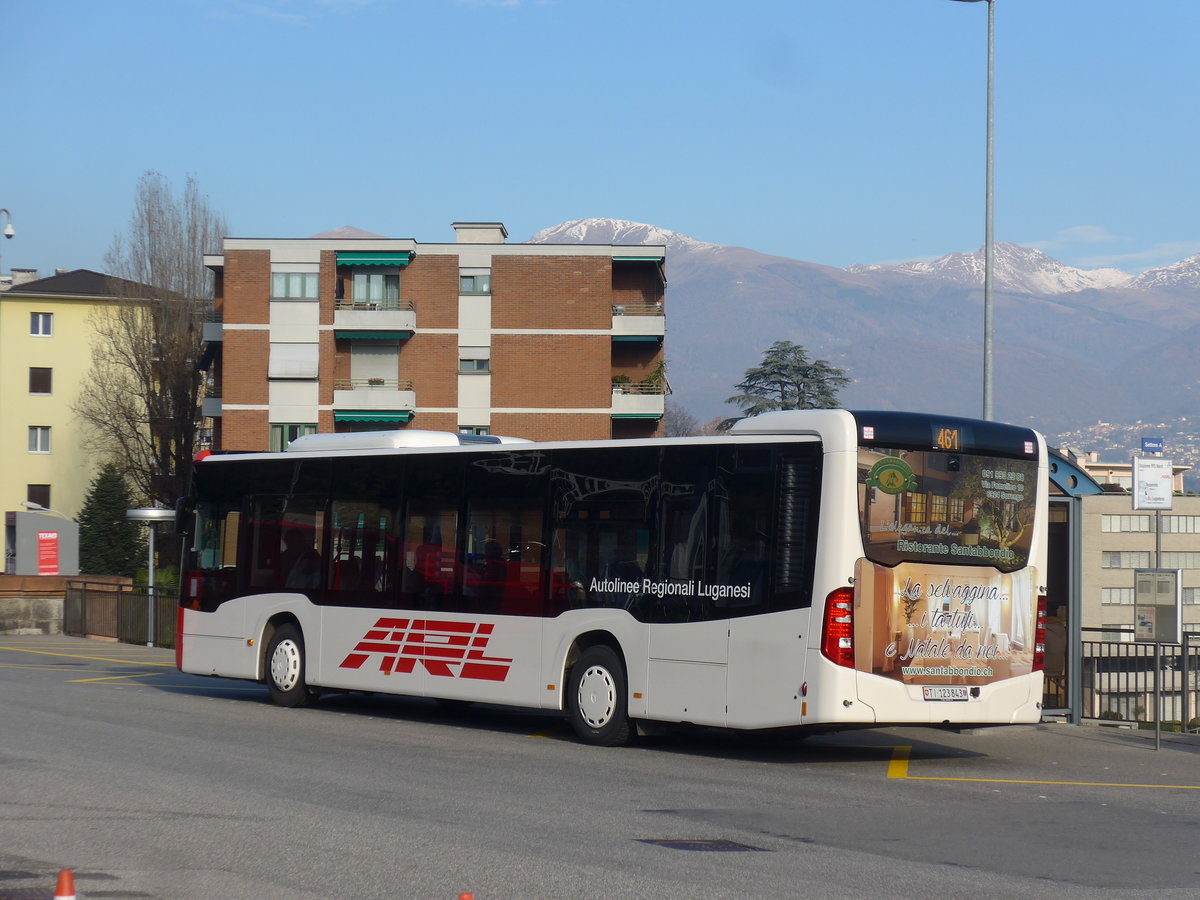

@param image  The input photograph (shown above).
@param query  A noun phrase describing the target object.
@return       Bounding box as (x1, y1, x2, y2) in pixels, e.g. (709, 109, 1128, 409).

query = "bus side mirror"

(175, 497, 194, 538)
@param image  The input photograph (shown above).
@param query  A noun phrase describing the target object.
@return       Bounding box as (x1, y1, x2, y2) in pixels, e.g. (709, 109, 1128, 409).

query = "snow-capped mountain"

(1127, 253, 1200, 290)
(531, 219, 720, 255)
(523, 218, 1200, 436)
(846, 243, 1132, 295)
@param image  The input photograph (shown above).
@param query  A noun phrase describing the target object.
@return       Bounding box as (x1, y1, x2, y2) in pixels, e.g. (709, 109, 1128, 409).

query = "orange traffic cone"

(55, 868, 77, 900)
(458, 895, 474, 900)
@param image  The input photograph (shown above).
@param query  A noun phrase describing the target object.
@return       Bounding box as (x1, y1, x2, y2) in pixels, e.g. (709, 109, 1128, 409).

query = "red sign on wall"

(37, 531, 59, 576)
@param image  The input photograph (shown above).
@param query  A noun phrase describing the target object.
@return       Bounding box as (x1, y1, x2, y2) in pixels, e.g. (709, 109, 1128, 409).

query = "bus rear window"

(857, 448, 1037, 573)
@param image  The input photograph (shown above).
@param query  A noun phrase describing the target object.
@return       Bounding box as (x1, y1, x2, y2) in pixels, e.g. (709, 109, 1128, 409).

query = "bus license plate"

(923, 686, 969, 702)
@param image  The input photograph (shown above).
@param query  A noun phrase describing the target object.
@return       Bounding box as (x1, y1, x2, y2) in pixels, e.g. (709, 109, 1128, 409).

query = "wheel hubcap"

(577, 664, 616, 728)
(271, 639, 302, 692)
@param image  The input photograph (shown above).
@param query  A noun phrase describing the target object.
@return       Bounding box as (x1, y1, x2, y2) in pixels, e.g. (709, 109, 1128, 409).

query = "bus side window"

(712, 447, 773, 616)
(400, 457, 462, 612)
(246, 495, 326, 595)
(549, 447, 658, 615)
(327, 500, 398, 606)
(463, 451, 549, 617)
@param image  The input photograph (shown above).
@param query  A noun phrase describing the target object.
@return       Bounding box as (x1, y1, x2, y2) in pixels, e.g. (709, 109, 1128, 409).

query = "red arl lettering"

(339, 617, 512, 681)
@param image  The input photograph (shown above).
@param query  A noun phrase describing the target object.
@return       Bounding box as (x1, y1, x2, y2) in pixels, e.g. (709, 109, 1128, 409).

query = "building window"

(30, 312, 52, 336)
(1101, 551, 1152, 569)
(1185, 588, 1199, 605)
(270, 423, 317, 452)
(459, 274, 491, 294)
(1101, 515, 1152, 533)
(1160, 552, 1200, 569)
(1101, 588, 1134, 605)
(271, 272, 319, 299)
(28, 426, 51, 453)
(27, 484, 51, 508)
(268, 343, 319, 379)
(29, 367, 52, 394)
(929, 494, 947, 523)
(352, 272, 399, 302)
(459, 358, 491, 374)
(948, 497, 965, 524)
(458, 426, 491, 436)
(906, 493, 927, 524)
(1163, 516, 1200, 534)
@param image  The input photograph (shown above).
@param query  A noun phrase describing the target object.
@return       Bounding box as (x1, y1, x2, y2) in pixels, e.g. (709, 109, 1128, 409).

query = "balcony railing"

(612, 303, 663, 316)
(611, 381, 666, 395)
(335, 379, 413, 391)
(334, 298, 414, 312)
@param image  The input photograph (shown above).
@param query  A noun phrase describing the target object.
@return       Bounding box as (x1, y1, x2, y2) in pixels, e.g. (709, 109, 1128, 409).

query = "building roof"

(2, 268, 147, 298)
(309, 226, 388, 239)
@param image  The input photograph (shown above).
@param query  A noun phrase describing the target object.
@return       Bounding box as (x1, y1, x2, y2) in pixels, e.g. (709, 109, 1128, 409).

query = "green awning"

(612, 335, 663, 342)
(336, 251, 414, 267)
(334, 411, 414, 423)
(612, 256, 665, 262)
(611, 413, 663, 420)
(334, 330, 413, 341)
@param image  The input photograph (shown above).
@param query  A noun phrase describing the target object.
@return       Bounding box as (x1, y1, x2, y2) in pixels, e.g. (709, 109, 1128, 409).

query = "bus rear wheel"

(567, 645, 633, 746)
(266, 623, 315, 708)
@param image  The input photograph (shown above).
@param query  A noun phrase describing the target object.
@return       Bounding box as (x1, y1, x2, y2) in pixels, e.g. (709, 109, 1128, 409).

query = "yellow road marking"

(886, 744, 1200, 790)
(69, 673, 159, 684)
(0, 647, 174, 668)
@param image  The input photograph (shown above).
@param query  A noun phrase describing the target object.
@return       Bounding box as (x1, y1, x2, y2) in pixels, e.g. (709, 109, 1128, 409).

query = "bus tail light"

(1032, 596, 1047, 671)
(821, 587, 855, 668)
(183, 570, 204, 610)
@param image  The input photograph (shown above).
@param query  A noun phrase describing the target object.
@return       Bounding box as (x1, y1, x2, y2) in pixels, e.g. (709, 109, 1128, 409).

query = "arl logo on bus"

(339, 617, 513, 681)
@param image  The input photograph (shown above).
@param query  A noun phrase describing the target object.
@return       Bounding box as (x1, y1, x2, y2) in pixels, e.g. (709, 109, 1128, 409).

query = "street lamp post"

(0, 208, 14, 288)
(126, 508, 176, 647)
(950, 0, 995, 420)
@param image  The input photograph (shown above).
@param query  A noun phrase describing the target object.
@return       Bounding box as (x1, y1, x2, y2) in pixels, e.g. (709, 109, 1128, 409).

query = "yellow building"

(0, 270, 134, 531)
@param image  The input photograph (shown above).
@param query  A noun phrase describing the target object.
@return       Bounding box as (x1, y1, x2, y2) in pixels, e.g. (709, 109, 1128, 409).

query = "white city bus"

(177, 409, 1048, 745)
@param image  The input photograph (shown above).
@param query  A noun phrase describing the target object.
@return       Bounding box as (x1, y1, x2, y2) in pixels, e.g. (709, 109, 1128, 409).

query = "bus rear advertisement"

(178, 409, 1048, 745)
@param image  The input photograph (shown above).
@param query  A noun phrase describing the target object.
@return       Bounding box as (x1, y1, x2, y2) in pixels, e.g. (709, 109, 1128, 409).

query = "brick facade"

(205, 225, 665, 451)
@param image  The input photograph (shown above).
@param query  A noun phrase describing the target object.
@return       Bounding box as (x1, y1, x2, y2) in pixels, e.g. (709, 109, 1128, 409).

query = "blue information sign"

(1142, 437, 1164, 454)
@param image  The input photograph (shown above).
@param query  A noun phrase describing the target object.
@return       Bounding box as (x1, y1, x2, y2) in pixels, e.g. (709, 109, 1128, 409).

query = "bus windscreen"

(857, 448, 1038, 574)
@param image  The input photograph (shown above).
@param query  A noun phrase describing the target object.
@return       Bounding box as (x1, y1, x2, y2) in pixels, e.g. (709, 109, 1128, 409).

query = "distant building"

(1055, 446, 1200, 633)
(201, 223, 666, 450)
(0, 269, 140, 521)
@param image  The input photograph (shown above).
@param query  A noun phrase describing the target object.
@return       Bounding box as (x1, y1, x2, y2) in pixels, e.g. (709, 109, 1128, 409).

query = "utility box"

(3, 511, 80, 576)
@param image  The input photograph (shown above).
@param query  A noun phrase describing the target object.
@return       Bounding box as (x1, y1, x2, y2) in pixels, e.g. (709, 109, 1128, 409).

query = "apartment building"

(202, 223, 666, 450)
(0, 269, 134, 520)
(1052, 449, 1200, 633)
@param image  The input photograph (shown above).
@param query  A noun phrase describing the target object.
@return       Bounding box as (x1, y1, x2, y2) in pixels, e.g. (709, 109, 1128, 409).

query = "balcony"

(333, 298, 416, 340)
(611, 381, 665, 419)
(202, 388, 222, 418)
(612, 303, 664, 342)
(333, 379, 416, 424)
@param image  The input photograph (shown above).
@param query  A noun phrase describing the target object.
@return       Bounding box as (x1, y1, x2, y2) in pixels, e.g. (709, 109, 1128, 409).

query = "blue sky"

(6, 0, 1199, 281)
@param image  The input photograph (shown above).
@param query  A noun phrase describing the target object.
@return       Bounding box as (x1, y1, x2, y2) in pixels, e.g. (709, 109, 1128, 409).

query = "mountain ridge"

(529, 218, 1199, 438)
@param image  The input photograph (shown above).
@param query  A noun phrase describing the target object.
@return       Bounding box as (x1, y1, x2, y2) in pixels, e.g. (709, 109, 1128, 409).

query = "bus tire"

(266, 623, 313, 708)
(567, 645, 633, 746)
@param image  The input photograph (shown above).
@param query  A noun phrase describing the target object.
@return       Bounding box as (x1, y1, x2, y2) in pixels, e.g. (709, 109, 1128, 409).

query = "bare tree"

(662, 400, 700, 437)
(74, 172, 227, 508)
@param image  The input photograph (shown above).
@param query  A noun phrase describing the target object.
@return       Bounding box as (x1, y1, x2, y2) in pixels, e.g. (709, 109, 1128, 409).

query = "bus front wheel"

(567, 645, 633, 746)
(266, 623, 314, 708)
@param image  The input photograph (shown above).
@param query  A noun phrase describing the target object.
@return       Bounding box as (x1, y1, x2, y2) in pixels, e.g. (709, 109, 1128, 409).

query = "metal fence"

(63, 581, 177, 648)
(1080, 627, 1200, 730)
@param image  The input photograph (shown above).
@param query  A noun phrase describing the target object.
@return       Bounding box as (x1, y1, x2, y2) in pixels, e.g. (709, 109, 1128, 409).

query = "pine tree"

(78, 462, 145, 577)
(726, 340, 850, 420)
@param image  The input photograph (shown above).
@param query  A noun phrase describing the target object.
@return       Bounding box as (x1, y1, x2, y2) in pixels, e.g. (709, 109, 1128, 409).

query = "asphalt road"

(1, 634, 1198, 900)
